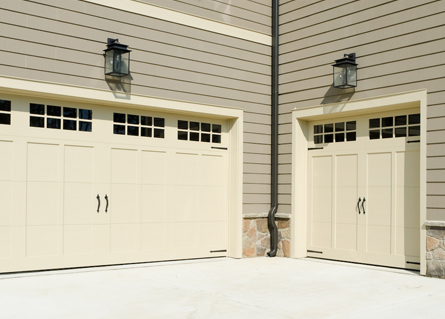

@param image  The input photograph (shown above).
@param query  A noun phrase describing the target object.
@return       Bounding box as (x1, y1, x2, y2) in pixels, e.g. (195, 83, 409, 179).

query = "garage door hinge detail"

(308, 147, 324, 150)
(307, 250, 323, 254)
(210, 250, 227, 253)
(211, 146, 228, 150)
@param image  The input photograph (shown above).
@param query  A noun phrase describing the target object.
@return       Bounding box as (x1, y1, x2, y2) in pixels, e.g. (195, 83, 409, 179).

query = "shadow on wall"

(105, 74, 133, 100)
(321, 85, 355, 105)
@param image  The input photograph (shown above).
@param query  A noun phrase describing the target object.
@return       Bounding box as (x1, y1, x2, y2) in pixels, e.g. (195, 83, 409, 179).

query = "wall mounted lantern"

(104, 38, 131, 77)
(332, 53, 357, 88)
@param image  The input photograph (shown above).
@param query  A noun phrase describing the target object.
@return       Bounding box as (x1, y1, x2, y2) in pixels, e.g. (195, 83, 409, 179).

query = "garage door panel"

(312, 187, 331, 223)
(396, 187, 420, 228)
(335, 224, 357, 251)
(174, 185, 199, 222)
(0, 140, 13, 181)
(0, 227, 12, 259)
(27, 143, 59, 182)
(396, 151, 420, 187)
(311, 222, 332, 248)
(26, 182, 59, 226)
(140, 184, 167, 223)
(173, 223, 198, 249)
(336, 186, 358, 224)
(201, 155, 225, 186)
(367, 153, 392, 187)
(110, 224, 138, 252)
(201, 186, 224, 222)
(141, 150, 167, 184)
(199, 222, 225, 248)
(366, 225, 391, 254)
(111, 149, 138, 184)
(93, 224, 110, 254)
(64, 146, 93, 183)
(140, 223, 166, 251)
(175, 153, 199, 186)
(63, 225, 93, 255)
(367, 187, 392, 226)
(312, 156, 332, 187)
(64, 183, 93, 225)
(26, 225, 59, 257)
(336, 154, 358, 187)
(110, 184, 138, 223)
(0, 182, 12, 226)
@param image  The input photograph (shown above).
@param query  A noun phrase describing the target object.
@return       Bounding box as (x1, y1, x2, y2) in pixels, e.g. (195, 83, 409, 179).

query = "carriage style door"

(0, 96, 229, 273)
(307, 108, 421, 270)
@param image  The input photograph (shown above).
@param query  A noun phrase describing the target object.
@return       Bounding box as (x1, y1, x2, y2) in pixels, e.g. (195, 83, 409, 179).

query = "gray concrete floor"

(0, 257, 444, 319)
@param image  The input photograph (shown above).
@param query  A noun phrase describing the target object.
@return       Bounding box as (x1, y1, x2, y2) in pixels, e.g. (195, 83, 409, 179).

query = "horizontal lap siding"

(0, 0, 273, 216)
(139, 0, 272, 35)
(279, 0, 445, 219)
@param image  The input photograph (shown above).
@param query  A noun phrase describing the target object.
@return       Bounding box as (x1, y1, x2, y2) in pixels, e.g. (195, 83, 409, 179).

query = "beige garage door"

(0, 96, 229, 273)
(307, 108, 421, 270)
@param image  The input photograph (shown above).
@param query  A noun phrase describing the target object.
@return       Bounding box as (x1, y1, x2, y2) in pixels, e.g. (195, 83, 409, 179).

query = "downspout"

(267, 0, 279, 257)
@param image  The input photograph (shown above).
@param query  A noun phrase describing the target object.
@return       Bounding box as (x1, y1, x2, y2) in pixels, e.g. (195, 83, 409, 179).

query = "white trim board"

(291, 89, 428, 275)
(81, 0, 271, 45)
(0, 76, 242, 118)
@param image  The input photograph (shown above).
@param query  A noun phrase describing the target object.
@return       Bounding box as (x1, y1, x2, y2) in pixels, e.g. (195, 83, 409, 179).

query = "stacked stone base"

(426, 226, 445, 278)
(242, 217, 290, 257)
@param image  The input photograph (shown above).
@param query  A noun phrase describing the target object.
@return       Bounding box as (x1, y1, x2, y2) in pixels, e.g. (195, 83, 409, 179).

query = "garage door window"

(177, 120, 221, 143)
(113, 113, 164, 138)
(314, 121, 356, 144)
(29, 104, 92, 131)
(0, 100, 11, 125)
(369, 113, 420, 140)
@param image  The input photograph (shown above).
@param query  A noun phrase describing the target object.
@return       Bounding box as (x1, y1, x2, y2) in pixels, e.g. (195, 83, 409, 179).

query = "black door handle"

(105, 194, 109, 213)
(357, 197, 361, 214)
(362, 197, 366, 214)
(96, 194, 100, 213)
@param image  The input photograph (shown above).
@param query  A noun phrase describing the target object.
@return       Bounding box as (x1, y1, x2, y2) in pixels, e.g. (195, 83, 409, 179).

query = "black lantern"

(332, 53, 357, 88)
(104, 38, 131, 77)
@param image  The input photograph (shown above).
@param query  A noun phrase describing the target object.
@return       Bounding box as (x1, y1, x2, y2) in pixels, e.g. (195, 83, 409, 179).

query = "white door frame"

(0, 75, 244, 259)
(291, 89, 427, 274)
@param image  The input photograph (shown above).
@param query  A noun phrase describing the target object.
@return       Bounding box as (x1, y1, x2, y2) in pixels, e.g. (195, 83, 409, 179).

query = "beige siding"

(0, 0, 273, 217)
(139, 0, 271, 35)
(279, 0, 445, 220)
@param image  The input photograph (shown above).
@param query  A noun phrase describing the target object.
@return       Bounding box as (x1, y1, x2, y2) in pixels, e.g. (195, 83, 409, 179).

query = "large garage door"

(307, 108, 421, 270)
(0, 96, 229, 273)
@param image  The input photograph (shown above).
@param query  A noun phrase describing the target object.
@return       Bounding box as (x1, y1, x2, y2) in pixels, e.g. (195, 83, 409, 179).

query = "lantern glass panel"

(105, 50, 114, 75)
(333, 64, 347, 88)
(105, 50, 130, 76)
(346, 64, 357, 87)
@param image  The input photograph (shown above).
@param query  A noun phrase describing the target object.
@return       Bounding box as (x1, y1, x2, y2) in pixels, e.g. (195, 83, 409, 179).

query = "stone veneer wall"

(242, 217, 290, 257)
(426, 226, 445, 278)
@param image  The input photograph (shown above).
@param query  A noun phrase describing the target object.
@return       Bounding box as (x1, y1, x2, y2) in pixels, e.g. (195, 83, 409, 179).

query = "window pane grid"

(177, 120, 221, 143)
(369, 113, 420, 139)
(29, 103, 92, 131)
(113, 112, 164, 138)
(0, 100, 11, 125)
(314, 121, 356, 144)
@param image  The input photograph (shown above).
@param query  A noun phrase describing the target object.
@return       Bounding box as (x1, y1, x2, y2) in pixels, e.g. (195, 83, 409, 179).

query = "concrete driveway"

(0, 257, 444, 319)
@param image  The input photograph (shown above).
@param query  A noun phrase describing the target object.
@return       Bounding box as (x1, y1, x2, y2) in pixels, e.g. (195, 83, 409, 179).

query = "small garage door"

(307, 107, 421, 270)
(0, 96, 229, 273)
